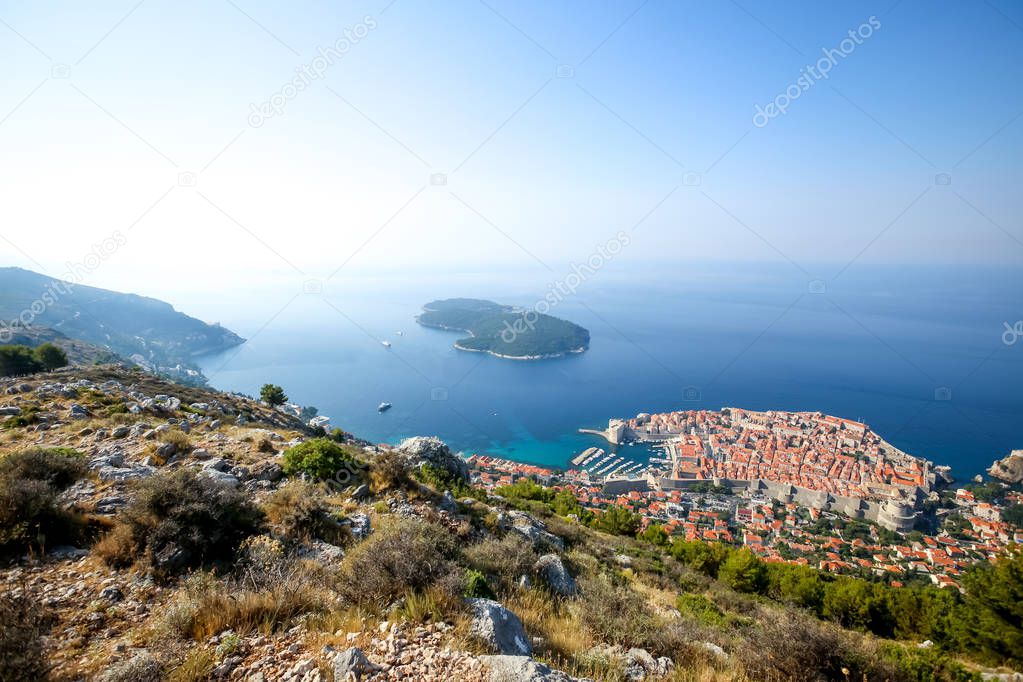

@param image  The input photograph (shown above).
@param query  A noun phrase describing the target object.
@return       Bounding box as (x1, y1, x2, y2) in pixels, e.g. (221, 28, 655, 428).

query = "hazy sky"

(2, 0, 1022, 299)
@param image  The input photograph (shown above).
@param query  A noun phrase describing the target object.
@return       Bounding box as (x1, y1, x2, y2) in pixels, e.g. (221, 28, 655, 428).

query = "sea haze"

(197, 264, 1022, 479)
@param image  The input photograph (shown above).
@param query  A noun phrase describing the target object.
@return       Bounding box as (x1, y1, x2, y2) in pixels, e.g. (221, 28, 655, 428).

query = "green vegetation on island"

(416, 298, 590, 359)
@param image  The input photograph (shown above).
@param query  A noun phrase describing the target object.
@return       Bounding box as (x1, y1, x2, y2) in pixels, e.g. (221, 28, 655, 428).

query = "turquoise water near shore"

(197, 264, 1023, 479)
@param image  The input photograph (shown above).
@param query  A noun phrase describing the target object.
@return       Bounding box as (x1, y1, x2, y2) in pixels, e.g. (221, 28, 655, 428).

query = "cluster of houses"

(467, 450, 1022, 590)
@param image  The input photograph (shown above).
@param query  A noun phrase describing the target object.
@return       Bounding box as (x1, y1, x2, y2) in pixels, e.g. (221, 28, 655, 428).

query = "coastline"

(451, 341, 587, 361)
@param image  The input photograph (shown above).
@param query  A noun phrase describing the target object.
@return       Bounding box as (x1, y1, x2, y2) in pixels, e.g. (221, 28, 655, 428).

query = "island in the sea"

(415, 298, 590, 360)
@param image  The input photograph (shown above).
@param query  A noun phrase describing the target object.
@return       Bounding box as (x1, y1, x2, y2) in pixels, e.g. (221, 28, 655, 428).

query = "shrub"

(463, 569, 495, 599)
(263, 480, 347, 545)
(0, 588, 52, 682)
(32, 343, 68, 371)
(97, 468, 263, 576)
(463, 534, 536, 593)
(282, 439, 364, 483)
(740, 607, 899, 682)
(496, 478, 554, 503)
(415, 462, 478, 497)
(338, 518, 456, 608)
(2, 405, 40, 429)
(590, 505, 641, 537)
(717, 548, 768, 594)
(638, 522, 670, 546)
(396, 581, 464, 624)
(165, 647, 216, 682)
(0, 447, 85, 490)
(577, 575, 655, 648)
(669, 539, 731, 578)
(368, 448, 412, 493)
(0, 344, 41, 377)
(0, 447, 89, 555)
(676, 592, 727, 626)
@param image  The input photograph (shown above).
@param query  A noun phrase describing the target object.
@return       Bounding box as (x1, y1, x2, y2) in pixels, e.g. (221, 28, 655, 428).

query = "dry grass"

(159, 567, 331, 642)
(157, 428, 192, 452)
(396, 585, 464, 624)
(662, 665, 753, 682)
(504, 587, 593, 661)
(93, 523, 139, 567)
(165, 647, 215, 682)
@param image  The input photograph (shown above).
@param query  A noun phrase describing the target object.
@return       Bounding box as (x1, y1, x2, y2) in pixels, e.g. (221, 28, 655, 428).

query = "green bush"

(590, 505, 641, 536)
(2, 405, 40, 430)
(496, 478, 554, 503)
(463, 569, 495, 599)
(717, 548, 768, 594)
(675, 593, 726, 626)
(415, 462, 484, 499)
(0, 345, 40, 377)
(951, 549, 1023, 667)
(32, 343, 68, 371)
(97, 468, 263, 577)
(638, 522, 670, 546)
(282, 438, 364, 483)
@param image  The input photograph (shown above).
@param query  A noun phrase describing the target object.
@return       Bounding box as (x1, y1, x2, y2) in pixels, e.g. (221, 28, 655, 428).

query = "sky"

(2, 0, 1022, 303)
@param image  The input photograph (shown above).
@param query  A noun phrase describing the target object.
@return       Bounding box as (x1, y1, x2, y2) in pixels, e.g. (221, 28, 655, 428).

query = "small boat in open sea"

(381, 340, 392, 348)
(378, 402, 392, 412)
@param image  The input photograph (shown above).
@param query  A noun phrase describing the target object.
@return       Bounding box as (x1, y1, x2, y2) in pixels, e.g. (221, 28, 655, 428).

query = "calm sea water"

(197, 264, 1022, 480)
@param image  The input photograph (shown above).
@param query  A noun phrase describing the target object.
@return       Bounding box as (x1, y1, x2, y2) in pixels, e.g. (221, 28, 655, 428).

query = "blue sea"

(197, 263, 1022, 480)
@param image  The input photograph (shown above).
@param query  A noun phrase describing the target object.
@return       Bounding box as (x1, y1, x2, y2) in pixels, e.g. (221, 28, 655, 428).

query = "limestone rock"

(396, 436, 469, 482)
(534, 554, 576, 596)
(332, 647, 382, 681)
(482, 655, 588, 682)
(467, 598, 531, 656)
(501, 511, 564, 552)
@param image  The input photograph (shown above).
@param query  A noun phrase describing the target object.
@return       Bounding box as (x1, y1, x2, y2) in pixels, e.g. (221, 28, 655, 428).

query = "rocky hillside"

(0, 366, 1018, 682)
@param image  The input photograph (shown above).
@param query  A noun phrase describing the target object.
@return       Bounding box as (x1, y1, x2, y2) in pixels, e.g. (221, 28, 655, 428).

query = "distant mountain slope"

(0, 267, 242, 381)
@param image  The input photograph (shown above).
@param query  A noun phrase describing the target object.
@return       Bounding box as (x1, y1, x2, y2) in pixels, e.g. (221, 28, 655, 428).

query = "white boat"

(395, 331, 404, 336)
(381, 340, 391, 348)
(378, 402, 392, 412)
